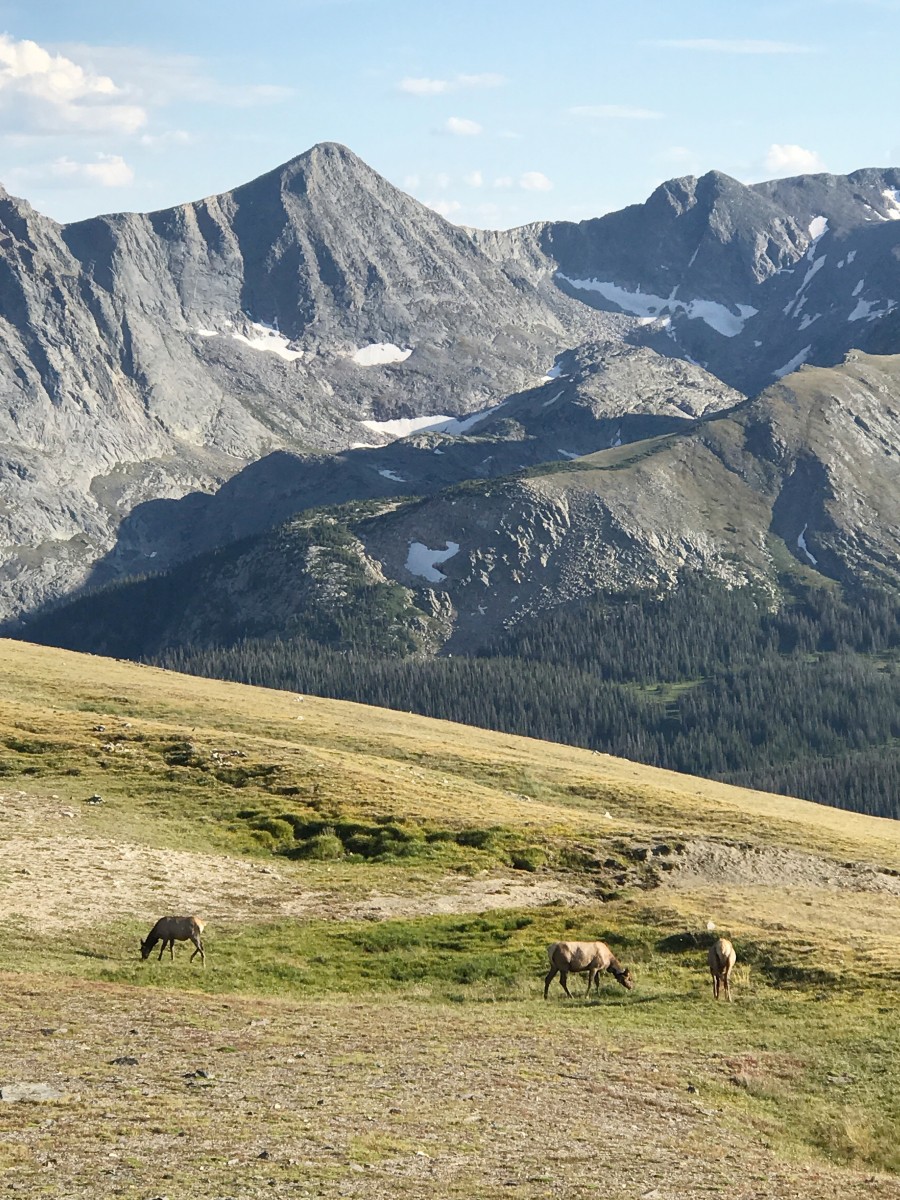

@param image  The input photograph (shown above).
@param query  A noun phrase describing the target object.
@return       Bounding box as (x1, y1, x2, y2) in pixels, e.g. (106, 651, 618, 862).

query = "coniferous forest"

(154, 579, 900, 819)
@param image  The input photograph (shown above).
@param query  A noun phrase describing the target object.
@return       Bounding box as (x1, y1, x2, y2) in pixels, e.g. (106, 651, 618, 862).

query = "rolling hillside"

(1, 640, 900, 1197)
(22, 351, 900, 817)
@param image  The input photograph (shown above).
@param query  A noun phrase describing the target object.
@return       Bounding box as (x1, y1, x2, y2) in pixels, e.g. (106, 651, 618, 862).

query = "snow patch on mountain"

(405, 540, 460, 582)
(784, 251, 829, 319)
(773, 345, 812, 379)
(362, 415, 452, 438)
(352, 343, 413, 367)
(797, 524, 818, 566)
(230, 322, 304, 362)
(882, 189, 900, 220)
(849, 297, 897, 322)
(440, 405, 505, 434)
(807, 215, 828, 250)
(378, 469, 406, 482)
(557, 275, 756, 337)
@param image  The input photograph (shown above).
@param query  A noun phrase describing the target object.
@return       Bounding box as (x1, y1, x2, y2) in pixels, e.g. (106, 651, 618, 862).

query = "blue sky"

(1, 0, 898, 227)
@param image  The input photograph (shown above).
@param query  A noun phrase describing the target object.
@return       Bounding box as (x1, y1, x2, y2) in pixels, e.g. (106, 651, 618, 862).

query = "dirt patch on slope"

(0, 831, 593, 932)
(664, 839, 900, 894)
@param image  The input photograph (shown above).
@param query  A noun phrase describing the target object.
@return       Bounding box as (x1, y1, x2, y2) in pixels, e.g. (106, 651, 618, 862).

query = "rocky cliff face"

(79, 339, 741, 585)
(0, 143, 604, 617)
(22, 353, 900, 659)
(4, 145, 900, 624)
(483, 166, 900, 395)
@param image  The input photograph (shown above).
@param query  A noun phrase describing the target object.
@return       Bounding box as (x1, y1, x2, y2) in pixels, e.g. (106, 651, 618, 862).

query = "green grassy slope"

(1, 638, 900, 1197)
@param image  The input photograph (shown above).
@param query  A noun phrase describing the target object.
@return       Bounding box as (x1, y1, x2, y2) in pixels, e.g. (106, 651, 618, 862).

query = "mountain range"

(3, 141, 900, 633)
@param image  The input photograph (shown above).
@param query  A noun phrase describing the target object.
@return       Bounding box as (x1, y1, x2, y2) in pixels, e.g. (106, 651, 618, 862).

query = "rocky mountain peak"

(3, 143, 900, 628)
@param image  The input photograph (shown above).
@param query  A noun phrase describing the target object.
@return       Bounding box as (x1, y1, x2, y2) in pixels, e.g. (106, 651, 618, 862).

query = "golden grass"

(2, 638, 900, 1195)
(1, 637, 898, 865)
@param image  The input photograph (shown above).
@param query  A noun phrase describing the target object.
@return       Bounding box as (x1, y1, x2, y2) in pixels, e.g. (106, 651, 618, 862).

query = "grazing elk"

(140, 916, 206, 966)
(544, 940, 634, 999)
(708, 937, 736, 1001)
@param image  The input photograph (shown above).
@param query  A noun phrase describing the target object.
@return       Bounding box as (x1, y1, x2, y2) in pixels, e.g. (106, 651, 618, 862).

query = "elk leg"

(543, 966, 558, 1000)
(560, 971, 572, 999)
(190, 937, 205, 966)
(585, 970, 596, 997)
(169, 940, 175, 962)
(157, 941, 165, 961)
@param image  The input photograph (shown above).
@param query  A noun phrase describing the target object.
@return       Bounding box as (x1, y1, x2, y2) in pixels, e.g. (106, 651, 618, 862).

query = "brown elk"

(140, 916, 206, 966)
(544, 941, 634, 999)
(708, 937, 736, 1001)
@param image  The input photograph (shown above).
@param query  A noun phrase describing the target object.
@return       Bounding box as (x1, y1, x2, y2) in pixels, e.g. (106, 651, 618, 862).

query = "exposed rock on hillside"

(22, 353, 900, 658)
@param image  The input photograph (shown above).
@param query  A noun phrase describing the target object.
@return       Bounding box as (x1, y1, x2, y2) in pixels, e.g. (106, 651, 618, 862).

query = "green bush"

(301, 828, 344, 861)
(250, 829, 278, 851)
(510, 846, 546, 872)
(455, 828, 502, 851)
(249, 817, 296, 846)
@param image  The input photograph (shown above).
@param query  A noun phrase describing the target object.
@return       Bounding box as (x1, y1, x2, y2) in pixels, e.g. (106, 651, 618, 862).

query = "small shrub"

(510, 846, 546, 872)
(302, 828, 344, 861)
(425, 829, 456, 844)
(455, 828, 501, 851)
(249, 817, 295, 846)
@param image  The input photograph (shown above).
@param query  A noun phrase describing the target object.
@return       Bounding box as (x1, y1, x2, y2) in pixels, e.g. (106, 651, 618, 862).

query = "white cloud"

(426, 198, 462, 218)
(57, 43, 294, 109)
(0, 33, 146, 136)
(399, 72, 506, 96)
(81, 153, 134, 186)
(764, 143, 826, 175)
(661, 145, 697, 163)
(519, 171, 553, 191)
(0, 36, 293, 146)
(402, 172, 421, 189)
(401, 77, 449, 95)
(569, 104, 663, 119)
(493, 174, 558, 194)
(10, 152, 135, 188)
(464, 170, 483, 187)
(139, 129, 192, 148)
(650, 38, 817, 54)
(445, 116, 482, 136)
(457, 73, 506, 88)
(434, 170, 452, 188)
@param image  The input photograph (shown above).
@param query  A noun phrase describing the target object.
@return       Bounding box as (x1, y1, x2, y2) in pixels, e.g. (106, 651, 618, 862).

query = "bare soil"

(0, 791, 594, 930)
(667, 839, 900, 895)
(2, 975, 898, 1200)
(4, 789, 898, 934)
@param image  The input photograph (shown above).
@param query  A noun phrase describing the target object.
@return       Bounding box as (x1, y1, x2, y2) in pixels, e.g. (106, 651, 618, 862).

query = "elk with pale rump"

(140, 916, 206, 965)
(544, 940, 634, 999)
(708, 937, 736, 1001)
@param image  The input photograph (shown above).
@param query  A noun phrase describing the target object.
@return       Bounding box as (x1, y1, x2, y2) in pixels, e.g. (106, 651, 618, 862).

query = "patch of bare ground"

(2, 975, 897, 1200)
(0, 831, 593, 929)
(5, 786, 899, 935)
(665, 839, 900, 894)
(0, 789, 594, 930)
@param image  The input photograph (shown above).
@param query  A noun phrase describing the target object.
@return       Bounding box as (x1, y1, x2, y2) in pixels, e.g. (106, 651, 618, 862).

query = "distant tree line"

(156, 579, 900, 819)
